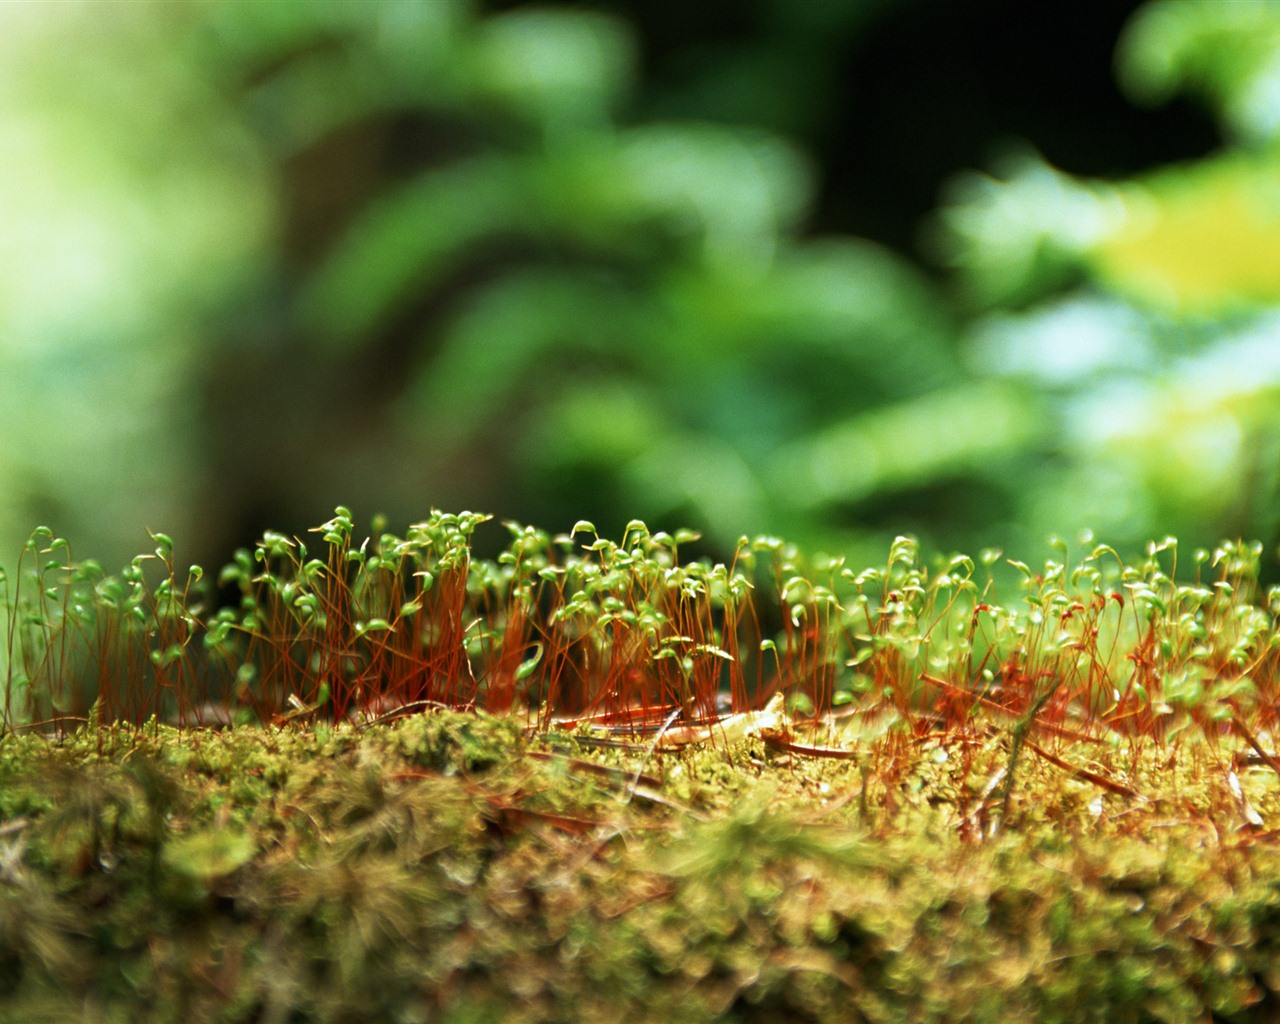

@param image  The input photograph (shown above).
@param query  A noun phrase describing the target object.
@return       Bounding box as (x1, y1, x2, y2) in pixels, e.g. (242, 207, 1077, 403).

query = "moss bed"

(5, 511, 1280, 1020)
(0, 710, 1277, 1023)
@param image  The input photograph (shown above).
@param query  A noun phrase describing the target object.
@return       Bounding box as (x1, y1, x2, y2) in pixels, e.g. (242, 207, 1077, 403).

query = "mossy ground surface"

(1, 711, 1279, 1023)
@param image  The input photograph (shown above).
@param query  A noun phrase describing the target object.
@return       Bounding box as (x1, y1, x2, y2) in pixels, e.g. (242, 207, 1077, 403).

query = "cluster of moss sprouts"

(2, 508, 1279, 754)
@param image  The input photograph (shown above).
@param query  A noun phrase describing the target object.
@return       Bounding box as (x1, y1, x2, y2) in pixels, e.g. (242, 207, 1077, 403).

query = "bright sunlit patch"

(966, 296, 1155, 387)
(1091, 155, 1280, 313)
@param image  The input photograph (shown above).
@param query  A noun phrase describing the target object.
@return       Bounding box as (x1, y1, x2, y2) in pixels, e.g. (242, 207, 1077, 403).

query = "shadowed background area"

(1, 0, 1278, 574)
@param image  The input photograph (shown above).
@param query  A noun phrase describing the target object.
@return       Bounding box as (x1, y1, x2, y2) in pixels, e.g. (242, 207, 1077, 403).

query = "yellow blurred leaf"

(1091, 155, 1280, 312)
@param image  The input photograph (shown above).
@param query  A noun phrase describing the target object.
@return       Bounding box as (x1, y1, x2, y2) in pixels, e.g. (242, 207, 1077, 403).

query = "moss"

(0, 712, 1276, 1021)
(391, 710, 524, 774)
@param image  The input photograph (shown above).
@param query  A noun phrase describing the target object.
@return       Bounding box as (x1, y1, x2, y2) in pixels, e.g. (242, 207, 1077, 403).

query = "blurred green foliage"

(1, 0, 1279, 571)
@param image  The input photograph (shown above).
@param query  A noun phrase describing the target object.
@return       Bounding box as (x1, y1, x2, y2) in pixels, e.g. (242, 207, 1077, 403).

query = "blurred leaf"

(966, 296, 1156, 388)
(1118, 0, 1280, 145)
(614, 123, 813, 271)
(1060, 325, 1280, 539)
(1090, 154, 1280, 313)
(522, 383, 668, 470)
(621, 434, 768, 538)
(769, 381, 1044, 509)
(931, 150, 1126, 310)
(399, 268, 648, 443)
(750, 240, 958, 394)
(473, 8, 635, 129)
(299, 155, 531, 345)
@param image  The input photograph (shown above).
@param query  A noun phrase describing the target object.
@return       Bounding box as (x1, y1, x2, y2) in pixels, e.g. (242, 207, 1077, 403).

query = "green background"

(2, 0, 1278, 572)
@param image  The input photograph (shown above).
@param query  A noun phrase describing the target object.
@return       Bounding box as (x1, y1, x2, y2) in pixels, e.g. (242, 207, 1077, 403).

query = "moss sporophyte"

(2, 511, 1280, 1021)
